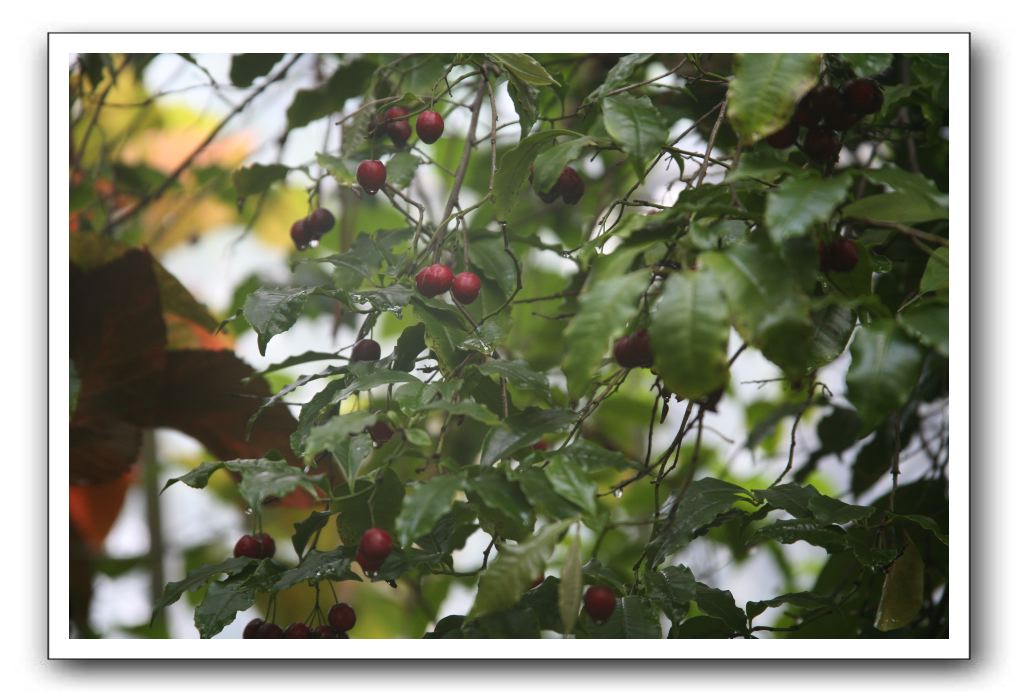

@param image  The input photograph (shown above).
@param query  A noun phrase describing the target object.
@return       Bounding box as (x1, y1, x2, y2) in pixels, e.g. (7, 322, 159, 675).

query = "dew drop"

(244, 508, 254, 515)
(613, 488, 623, 499)
(308, 238, 320, 248)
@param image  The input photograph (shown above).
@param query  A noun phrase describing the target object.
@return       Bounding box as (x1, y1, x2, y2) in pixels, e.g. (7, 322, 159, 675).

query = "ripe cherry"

(613, 330, 654, 369)
(803, 127, 841, 162)
(809, 85, 844, 119)
(284, 622, 311, 638)
(792, 90, 823, 127)
(416, 110, 445, 144)
(368, 420, 394, 445)
(584, 585, 617, 624)
(243, 618, 264, 639)
(557, 167, 585, 205)
(234, 534, 262, 559)
(819, 238, 859, 273)
(350, 338, 382, 362)
(311, 624, 338, 639)
(306, 208, 335, 239)
(415, 263, 454, 298)
(826, 107, 861, 131)
(356, 160, 387, 195)
(360, 527, 394, 563)
(385, 107, 411, 146)
(328, 603, 357, 632)
(843, 79, 884, 115)
(355, 547, 383, 574)
(451, 272, 482, 304)
(256, 622, 284, 638)
(254, 532, 275, 559)
(290, 218, 311, 251)
(765, 122, 798, 149)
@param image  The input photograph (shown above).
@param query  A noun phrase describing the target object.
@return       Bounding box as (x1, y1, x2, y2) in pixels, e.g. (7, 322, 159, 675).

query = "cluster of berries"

(289, 208, 335, 251)
(415, 263, 482, 305)
(376, 106, 445, 148)
(242, 602, 356, 639)
(766, 79, 884, 162)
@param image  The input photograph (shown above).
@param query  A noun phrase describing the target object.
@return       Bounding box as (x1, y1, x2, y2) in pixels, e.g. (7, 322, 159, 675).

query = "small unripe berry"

(415, 263, 454, 298)
(803, 127, 841, 161)
(234, 534, 262, 559)
(360, 527, 394, 562)
(284, 622, 311, 638)
(819, 238, 860, 273)
(385, 107, 411, 146)
(356, 160, 386, 195)
(613, 330, 654, 369)
(843, 79, 884, 115)
(765, 122, 798, 149)
(584, 585, 617, 624)
(451, 271, 482, 304)
(368, 420, 394, 445)
(328, 603, 357, 632)
(256, 622, 284, 638)
(306, 208, 335, 239)
(254, 532, 275, 559)
(416, 110, 445, 144)
(290, 219, 311, 251)
(350, 338, 382, 362)
(557, 167, 585, 205)
(243, 618, 264, 639)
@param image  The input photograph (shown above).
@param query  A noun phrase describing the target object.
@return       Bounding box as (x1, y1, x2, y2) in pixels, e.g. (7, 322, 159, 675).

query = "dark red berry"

(530, 164, 560, 203)
(328, 603, 357, 632)
(613, 330, 654, 369)
(356, 160, 386, 195)
(826, 108, 861, 131)
(765, 122, 798, 149)
(355, 548, 383, 574)
(368, 420, 394, 445)
(360, 527, 394, 562)
(819, 239, 859, 273)
(284, 622, 311, 638)
(243, 618, 264, 639)
(385, 107, 411, 146)
(843, 79, 884, 115)
(803, 127, 841, 161)
(415, 263, 454, 298)
(557, 167, 585, 205)
(254, 532, 275, 559)
(306, 208, 335, 239)
(290, 218, 311, 251)
(416, 110, 445, 144)
(350, 339, 382, 362)
(584, 585, 617, 623)
(532, 439, 550, 451)
(234, 534, 262, 559)
(312, 624, 339, 639)
(451, 271, 482, 304)
(256, 622, 284, 638)
(792, 90, 823, 127)
(810, 85, 844, 119)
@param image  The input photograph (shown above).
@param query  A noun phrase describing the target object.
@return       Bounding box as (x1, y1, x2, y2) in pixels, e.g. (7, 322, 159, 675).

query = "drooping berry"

(290, 218, 311, 251)
(368, 420, 394, 445)
(254, 532, 275, 559)
(359, 527, 394, 563)
(415, 263, 454, 298)
(328, 603, 357, 632)
(792, 90, 823, 127)
(843, 79, 884, 115)
(350, 338, 382, 362)
(819, 238, 859, 273)
(256, 622, 284, 638)
(243, 618, 264, 639)
(234, 534, 262, 559)
(765, 122, 798, 149)
(416, 110, 445, 144)
(355, 547, 383, 574)
(451, 271, 482, 304)
(809, 85, 844, 120)
(356, 160, 387, 195)
(306, 208, 335, 239)
(803, 127, 841, 161)
(385, 106, 411, 146)
(613, 330, 654, 369)
(584, 585, 617, 624)
(284, 622, 311, 638)
(311, 624, 339, 639)
(557, 167, 585, 205)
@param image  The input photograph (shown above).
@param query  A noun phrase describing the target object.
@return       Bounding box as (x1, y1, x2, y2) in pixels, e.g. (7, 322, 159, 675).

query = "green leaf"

(874, 541, 924, 631)
(532, 135, 597, 193)
(584, 54, 653, 102)
(562, 272, 647, 397)
(286, 59, 374, 131)
(506, 75, 538, 137)
(393, 323, 427, 372)
(486, 53, 559, 86)
(807, 302, 857, 369)
(649, 478, 749, 564)
(466, 468, 536, 541)
(386, 152, 421, 188)
(194, 580, 255, 639)
(347, 285, 415, 315)
(582, 596, 662, 639)
(519, 469, 584, 520)
(242, 287, 311, 355)
(553, 440, 635, 473)
(404, 428, 431, 447)
(919, 247, 949, 293)
(469, 238, 519, 296)
(899, 300, 948, 357)
(291, 511, 333, 559)
(892, 514, 948, 546)
(842, 192, 948, 224)
(860, 166, 948, 207)
(840, 53, 893, 77)
(396, 473, 465, 546)
(232, 163, 289, 197)
(694, 582, 747, 635)
(152, 557, 255, 613)
(602, 94, 669, 168)
(161, 461, 225, 494)
(544, 457, 599, 516)
(752, 519, 848, 552)
(765, 174, 852, 242)
(70, 360, 80, 416)
(670, 615, 733, 638)
(648, 269, 729, 400)
(414, 301, 469, 369)
(702, 243, 814, 374)
(846, 321, 924, 432)
(229, 53, 284, 87)
(492, 129, 571, 219)
(334, 469, 405, 545)
(272, 547, 360, 591)
(416, 397, 502, 427)
(470, 520, 570, 618)
(479, 407, 575, 466)
(559, 528, 583, 636)
(754, 483, 821, 519)
(224, 458, 320, 510)
(474, 360, 551, 403)
(581, 559, 628, 592)
(807, 494, 875, 525)
(727, 53, 822, 143)
(746, 591, 831, 621)
(645, 565, 696, 623)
